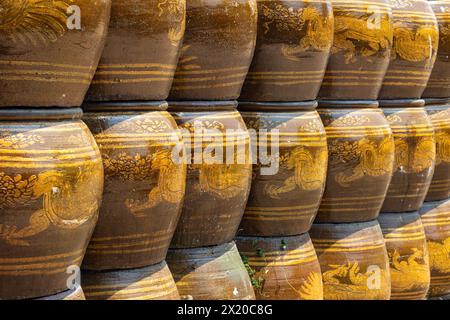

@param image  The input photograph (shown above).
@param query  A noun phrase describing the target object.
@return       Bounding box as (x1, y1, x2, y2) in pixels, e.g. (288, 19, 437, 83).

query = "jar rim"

(0, 107, 82, 121)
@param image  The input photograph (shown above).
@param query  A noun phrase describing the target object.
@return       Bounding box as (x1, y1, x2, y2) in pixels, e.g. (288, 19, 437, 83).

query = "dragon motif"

(435, 132, 450, 165)
(389, 249, 430, 291)
(392, 24, 439, 63)
(428, 238, 450, 274)
(394, 137, 436, 173)
(0, 0, 72, 46)
(157, 0, 186, 47)
(332, 12, 392, 63)
(299, 272, 323, 300)
(333, 137, 395, 187)
(265, 147, 327, 199)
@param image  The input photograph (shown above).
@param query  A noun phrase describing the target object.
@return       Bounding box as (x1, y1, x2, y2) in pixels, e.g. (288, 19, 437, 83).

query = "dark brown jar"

(423, 0, 450, 98)
(235, 234, 323, 300)
(425, 98, 450, 201)
(318, 0, 394, 100)
(419, 199, 450, 298)
(378, 212, 430, 300)
(239, 0, 334, 101)
(310, 220, 391, 300)
(82, 261, 180, 300)
(0, 108, 104, 299)
(166, 242, 255, 300)
(169, 101, 252, 248)
(238, 102, 327, 236)
(316, 101, 395, 223)
(381, 101, 436, 213)
(378, 0, 439, 99)
(82, 102, 186, 270)
(0, 0, 111, 107)
(36, 286, 86, 300)
(86, 0, 186, 101)
(168, 0, 258, 100)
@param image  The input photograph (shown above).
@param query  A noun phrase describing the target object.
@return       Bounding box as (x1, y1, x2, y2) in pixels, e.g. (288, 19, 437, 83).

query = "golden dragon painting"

(389, 249, 430, 292)
(393, 137, 436, 173)
(392, 24, 438, 63)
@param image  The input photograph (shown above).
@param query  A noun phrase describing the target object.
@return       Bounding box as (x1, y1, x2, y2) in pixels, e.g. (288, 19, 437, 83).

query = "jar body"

(168, 0, 258, 100)
(86, 0, 186, 101)
(316, 107, 395, 223)
(0, 109, 104, 299)
(36, 286, 86, 300)
(0, 0, 111, 107)
(239, 0, 334, 101)
(82, 103, 187, 270)
(310, 220, 391, 300)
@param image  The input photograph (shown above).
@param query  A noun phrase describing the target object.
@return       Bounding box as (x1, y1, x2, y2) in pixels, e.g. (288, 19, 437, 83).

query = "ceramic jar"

(235, 234, 323, 300)
(36, 286, 86, 300)
(0, 0, 111, 107)
(381, 102, 436, 212)
(310, 220, 391, 300)
(316, 102, 395, 223)
(168, 0, 258, 100)
(86, 0, 186, 101)
(425, 99, 450, 201)
(169, 102, 252, 248)
(378, 212, 430, 300)
(81, 102, 186, 270)
(419, 199, 450, 297)
(166, 242, 256, 300)
(318, 0, 393, 100)
(239, 0, 334, 101)
(423, 0, 450, 98)
(378, 0, 438, 99)
(238, 102, 327, 236)
(82, 261, 180, 300)
(0, 108, 104, 299)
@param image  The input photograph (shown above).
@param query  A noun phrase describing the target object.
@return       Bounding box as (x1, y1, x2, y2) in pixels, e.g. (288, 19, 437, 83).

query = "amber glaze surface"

(169, 102, 252, 248)
(86, 0, 185, 101)
(381, 102, 436, 212)
(378, 0, 438, 99)
(239, 0, 334, 101)
(423, 0, 450, 98)
(378, 212, 430, 300)
(168, 0, 257, 100)
(419, 199, 450, 297)
(82, 102, 186, 270)
(166, 242, 256, 300)
(235, 233, 323, 300)
(238, 102, 327, 236)
(36, 286, 86, 300)
(82, 261, 180, 300)
(425, 99, 450, 201)
(318, 0, 394, 100)
(0, 0, 111, 107)
(310, 220, 391, 300)
(316, 102, 395, 223)
(0, 108, 104, 299)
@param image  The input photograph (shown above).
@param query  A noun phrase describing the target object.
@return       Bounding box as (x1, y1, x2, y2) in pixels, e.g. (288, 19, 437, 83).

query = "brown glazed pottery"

(0, 108, 104, 299)
(235, 234, 323, 300)
(169, 101, 252, 248)
(378, 212, 430, 300)
(419, 199, 450, 297)
(168, 0, 257, 100)
(36, 286, 86, 300)
(82, 261, 180, 300)
(238, 102, 327, 236)
(425, 98, 450, 201)
(310, 220, 391, 300)
(381, 101, 436, 213)
(0, 0, 111, 107)
(166, 242, 255, 300)
(239, 0, 334, 101)
(81, 102, 186, 270)
(316, 101, 395, 223)
(86, 0, 186, 101)
(378, 0, 438, 99)
(318, 0, 393, 100)
(423, 0, 450, 98)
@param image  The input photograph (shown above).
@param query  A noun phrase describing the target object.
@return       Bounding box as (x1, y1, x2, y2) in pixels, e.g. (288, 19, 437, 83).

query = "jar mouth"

(82, 101, 168, 112)
(0, 107, 82, 121)
(423, 97, 450, 106)
(167, 100, 238, 111)
(378, 99, 425, 108)
(318, 100, 379, 109)
(238, 100, 317, 111)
